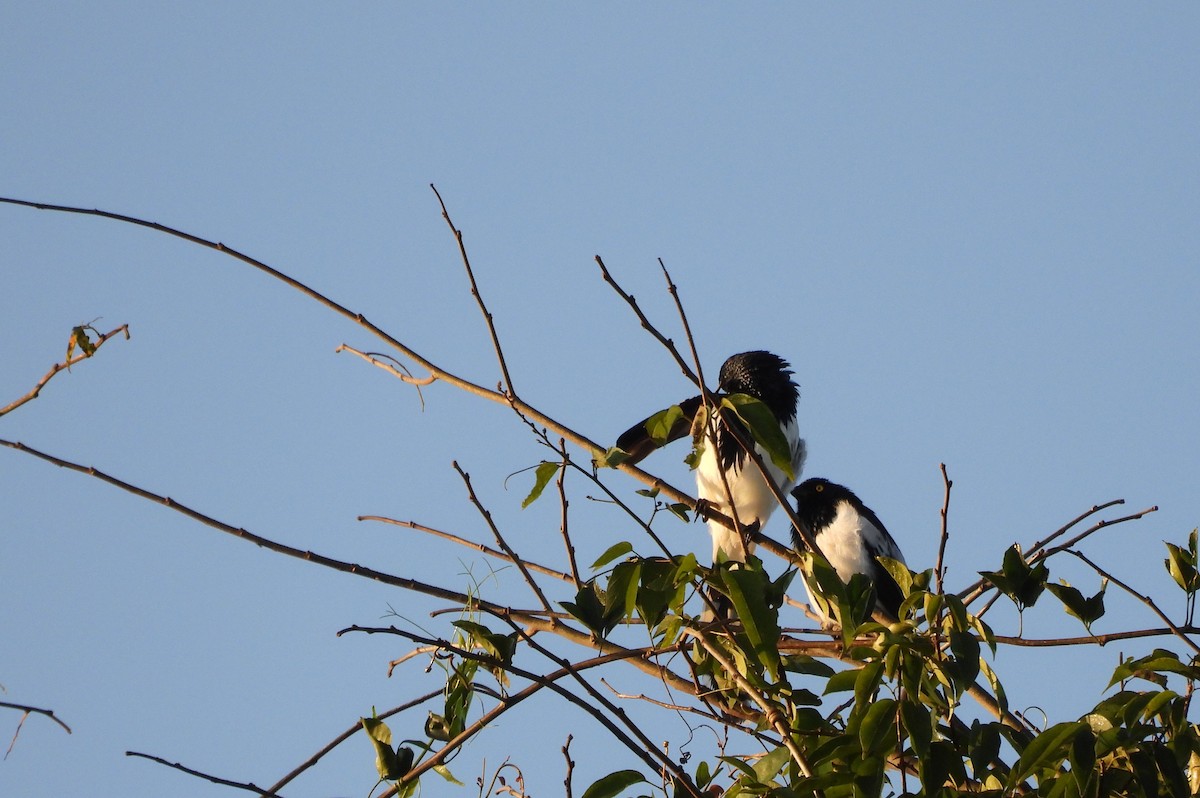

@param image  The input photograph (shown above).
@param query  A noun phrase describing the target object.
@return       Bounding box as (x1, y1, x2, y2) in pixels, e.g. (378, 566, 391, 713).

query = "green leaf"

(644, 404, 688, 446)
(592, 541, 633, 570)
(580, 769, 647, 798)
(1047, 581, 1107, 630)
(824, 667, 861, 695)
(667, 502, 691, 522)
(859, 699, 898, 757)
(1008, 721, 1085, 788)
(596, 447, 631, 468)
(361, 717, 408, 781)
(425, 711, 452, 741)
(521, 461, 560, 508)
(980, 544, 1048, 610)
(432, 764, 463, 785)
(1109, 649, 1200, 687)
(752, 744, 792, 785)
(877, 556, 912, 603)
(900, 700, 932, 759)
(720, 563, 782, 680)
(1165, 540, 1200, 593)
(561, 582, 607, 635)
(720, 393, 795, 479)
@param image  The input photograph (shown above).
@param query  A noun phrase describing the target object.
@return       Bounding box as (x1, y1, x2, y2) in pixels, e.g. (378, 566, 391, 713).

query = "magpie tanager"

(790, 477, 907, 622)
(616, 350, 806, 566)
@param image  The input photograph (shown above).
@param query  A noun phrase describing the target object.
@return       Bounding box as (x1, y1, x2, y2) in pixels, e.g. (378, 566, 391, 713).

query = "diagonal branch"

(264, 691, 442, 795)
(125, 751, 280, 796)
(359, 515, 573, 582)
(1, 324, 130, 418)
(453, 460, 555, 616)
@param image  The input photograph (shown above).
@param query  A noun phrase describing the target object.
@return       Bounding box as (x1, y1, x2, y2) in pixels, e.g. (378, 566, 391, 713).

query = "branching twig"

(0, 324, 130, 418)
(562, 734, 576, 798)
(454, 461, 555, 616)
(593, 255, 700, 386)
(1067, 549, 1200, 657)
(340, 625, 701, 798)
(686, 626, 820, 790)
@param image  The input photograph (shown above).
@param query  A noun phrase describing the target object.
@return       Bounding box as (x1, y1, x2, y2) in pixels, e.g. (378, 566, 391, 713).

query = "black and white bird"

(790, 478, 907, 622)
(616, 351, 806, 566)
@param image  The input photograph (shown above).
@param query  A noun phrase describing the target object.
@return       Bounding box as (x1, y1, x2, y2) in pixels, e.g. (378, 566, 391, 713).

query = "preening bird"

(790, 477, 907, 622)
(616, 350, 806, 565)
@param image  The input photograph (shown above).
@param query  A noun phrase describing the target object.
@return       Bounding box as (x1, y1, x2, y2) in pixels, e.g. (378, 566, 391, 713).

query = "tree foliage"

(2, 192, 1198, 798)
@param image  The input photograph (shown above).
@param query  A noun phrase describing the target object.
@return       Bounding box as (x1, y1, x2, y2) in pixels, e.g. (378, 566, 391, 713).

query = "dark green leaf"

(1008, 721, 1084, 788)
(721, 564, 782, 680)
(561, 582, 607, 635)
(900, 700, 932, 759)
(859, 696, 897, 753)
(580, 769, 647, 798)
(361, 717, 407, 781)
(592, 541, 633, 570)
(521, 461, 560, 508)
(720, 393, 795, 479)
(667, 502, 691, 522)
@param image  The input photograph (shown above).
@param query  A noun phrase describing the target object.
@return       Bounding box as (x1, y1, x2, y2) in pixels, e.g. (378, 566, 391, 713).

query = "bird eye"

(815, 484, 823, 492)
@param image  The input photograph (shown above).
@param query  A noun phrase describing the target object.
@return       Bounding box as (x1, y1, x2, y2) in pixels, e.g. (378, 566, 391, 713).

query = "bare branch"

(593, 255, 699, 386)
(555, 442, 583, 589)
(125, 750, 280, 796)
(432, 184, 516, 396)
(0, 701, 71, 735)
(935, 463, 952, 596)
(358, 515, 573, 583)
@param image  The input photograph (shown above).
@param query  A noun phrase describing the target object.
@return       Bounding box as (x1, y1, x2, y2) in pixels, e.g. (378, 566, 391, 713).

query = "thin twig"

(562, 735, 576, 798)
(0, 701, 72, 734)
(556, 441, 583, 588)
(358, 515, 573, 582)
(454, 461, 555, 616)
(686, 626, 821, 790)
(126, 751, 279, 796)
(431, 184, 516, 397)
(341, 625, 700, 798)
(0, 324, 130, 418)
(990, 627, 1200, 648)
(1067, 549, 1200, 657)
(265, 691, 442, 795)
(936, 463, 952, 596)
(593, 255, 699, 386)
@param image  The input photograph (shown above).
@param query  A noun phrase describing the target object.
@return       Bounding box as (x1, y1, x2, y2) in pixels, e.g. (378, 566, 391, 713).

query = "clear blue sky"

(3, 5, 1198, 797)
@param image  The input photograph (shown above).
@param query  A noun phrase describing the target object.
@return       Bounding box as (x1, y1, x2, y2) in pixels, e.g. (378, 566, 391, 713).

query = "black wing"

(614, 395, 703, 465)
(859, 511, 905, 618)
